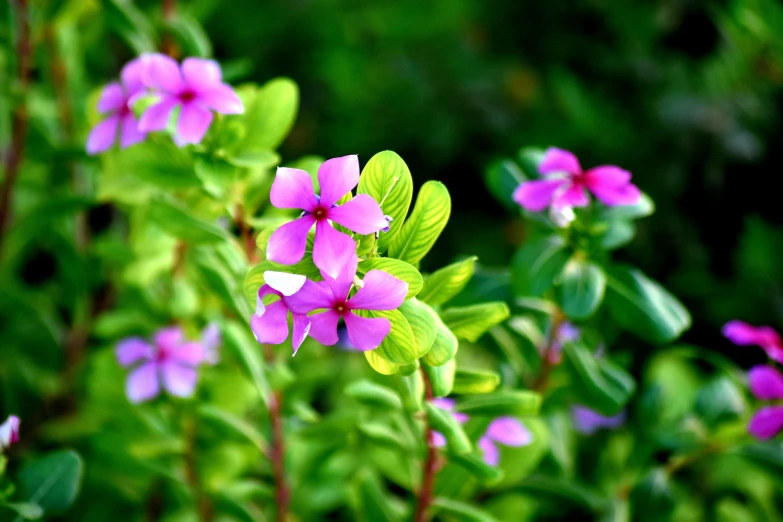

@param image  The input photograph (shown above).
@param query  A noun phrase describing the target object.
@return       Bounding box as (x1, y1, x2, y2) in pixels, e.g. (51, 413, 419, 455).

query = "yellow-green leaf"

(387, 181, 451, 265)
(440, 302, 510, 342)
(358, 309, 417, 366)
(399, 299, 437, 358)
(422, 313, 459, 366)
(418, 256, 477, 305)
(358, 258, 423, 299)
(423, 359, 455, 397)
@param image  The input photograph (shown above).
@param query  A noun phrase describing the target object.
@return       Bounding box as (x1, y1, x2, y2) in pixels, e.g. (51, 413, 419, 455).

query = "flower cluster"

(0, 415, 20, 452)
(87, 54, 243, 154)
(116, 324, 220, 403)
(251, 156, 406, 354)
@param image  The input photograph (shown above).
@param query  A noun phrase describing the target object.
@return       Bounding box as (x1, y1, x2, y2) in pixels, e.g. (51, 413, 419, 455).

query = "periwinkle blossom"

(251, 271, 311, 355)
(201, 322, 222, 365)
(116, 326, 208, 403)
(571, 405, 625, 435)
(747, 365, 783, 439)
(0, 415, 20, 451)
(86, 57, 147, 155)
(137, 54, 244, 146)
(285, 256, 407, 351)
(513, 148, 641, 212)
(723, 320, 783, 363)
(266, 155, 389, 279)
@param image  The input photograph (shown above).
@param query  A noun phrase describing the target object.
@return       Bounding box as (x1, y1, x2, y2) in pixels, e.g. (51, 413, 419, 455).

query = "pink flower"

(0, 415, 20, 451)
(747, 365, 783, 439)
(723, 320, 783, 363)
(513, 148, 641, 212)
(116, 326, 207, 403)
(266, 155, 389, 279)
(250, 271, 312, 355)
(86, 57, 147, 155)
(284, 256, 407, 351)
(137, 54, 243, 146)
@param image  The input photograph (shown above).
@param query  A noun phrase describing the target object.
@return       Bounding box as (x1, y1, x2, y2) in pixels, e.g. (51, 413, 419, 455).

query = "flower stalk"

(531, 308, 566, 392)
(413, 367, 438, 522)
(263, 344, 289, 522)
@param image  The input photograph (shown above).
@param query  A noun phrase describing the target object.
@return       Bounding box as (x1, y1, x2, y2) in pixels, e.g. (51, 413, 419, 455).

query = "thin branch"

(413, 367, 439, 522)
(531, 308, 565, 392)
(263, 344, 289, 522)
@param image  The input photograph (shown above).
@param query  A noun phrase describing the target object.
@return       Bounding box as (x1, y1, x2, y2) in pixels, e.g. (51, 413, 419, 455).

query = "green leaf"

(452, 369, 501, 394)
(243, 260, 319, 307)
(357, 151, 414, 252)
(145, 198, 229, 244)
(599, 219, 636, 250)
(359, 309, 418, 365)
(456, 391, 541, 417)
(352, 471, 402, 522)
(517, 476, 604, 511)
(225, 149, 280, 169)
(358, 258, 423, 299)
(198, 405, 268, 454)
(237, 78, 299, 151)
(423, 359, 456, 397)
(484, 159, 526, 211)
(511, 236, 570, 297)
(418, 257, 477, 306)
(5, 503, 43, 521)
(364, 350, 400, 375)
(694, 376, 746, 427)
(195, 156, 239, 198)
(399, 299, 437, 358)
(422, 314, 459, 366)
(18, 450, 83, 515)
(629, 469, 675, 522)
(605, 265, 691, 343)
(563, 343, 635, 415)
(599, 192, 655, 221)
(556, 258, 606, 319)
(358, 422, 413, 451)
(345, 380, 403, 410)
(432, 498, 502, 522)
(397, 372, 424, 412)
(449, 453, 504, 484)
(223, 321, 271, 407)
(425, 402, 472, 454)
(387, 181, 451, 265)
(166, 14, 212, 57)
(440, 302, 510, 342)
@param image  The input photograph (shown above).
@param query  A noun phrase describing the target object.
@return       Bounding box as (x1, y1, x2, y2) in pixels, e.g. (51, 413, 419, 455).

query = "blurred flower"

(137, 54, 243, 146)
(747, 365, 783, 439)
(723, 320, 783, 363)
(266, 155, 388, 279)
(251, 271, 311, 355)
(285, 256, 407, 351)
(116, 326, 208, 403)
(548, 204, 575, 228)
(201, 322, 221, 365)
(86, 57, 147, 155)
(0, 415, 20, 451)
(546, 322, 580, 364)
(571, 405, 625, 434)
(513, 148, 641, 212)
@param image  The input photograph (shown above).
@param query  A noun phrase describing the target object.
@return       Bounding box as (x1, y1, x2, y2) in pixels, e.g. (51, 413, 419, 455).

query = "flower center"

(312, 206, 328, 220)
(334, 302, 347, 315)
(179, 89, 197, 103)
(155, 344, 171, 363)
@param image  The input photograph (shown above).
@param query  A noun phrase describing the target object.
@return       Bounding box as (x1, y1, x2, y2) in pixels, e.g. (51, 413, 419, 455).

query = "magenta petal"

(585, 165, 631, 186)
(250, 300, 290, 345)
(431, 431, 447, 447)
(478, 436, 500, 466)
(328, 194, 388, 234)
(317, 155, 360, 207)
(585, 166, 640, 206)
(266, 215, 316, 265)
(589, 181, 640, 206)
(453, 412, 469, 423)
(539, 147, 582, 175)
(138, 98, 177, 132)
(284, 279, 335, 315)
(348, 270, 407, 311)
(322, 253, 357, 302)
(182, 58, 222, 90)
(155, 326, 184, 351)
(116, 338, 153, 367)
(343, 311, 390, 351)
(175, 104, 213, 145)
(553, 184, 589, 208)
(119, 115, 146, 148)
(126, 362, 160, 403)
(512, 179, 565, 212)
(312, 220, 358, 280)
(270, 168, 318, 211)
(749, 366, 783, 400)
(291, 313, 311, 355)
(723, 321, 782, 348)
(86, 115, 120, 155)
(97, 83, 125, 113)
(161, 361, 198, 398)
(121, 57, 146, 94)
(748, 406, 783, 439)
(433, 397, 455, 410)
(485, 417, 533, 447)
(171, 342, 205, 366)
(141, 53, 183, 92)
(307, 310, 341, 346)
(199, 84, 244, 114)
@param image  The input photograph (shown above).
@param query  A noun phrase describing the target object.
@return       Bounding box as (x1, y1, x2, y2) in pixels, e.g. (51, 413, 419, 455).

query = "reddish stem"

(161, 0, 178, 58)
(235, 203, 258, 263)
(413, 367, 439, 522)
(264, 344, 289, 522)
(531, 309, 565, 392)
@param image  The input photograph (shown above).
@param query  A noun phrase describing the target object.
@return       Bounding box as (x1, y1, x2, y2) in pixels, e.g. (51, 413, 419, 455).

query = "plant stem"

(413, 367, 438, 522)
(0, 0, 33, 257)
(161, 0, 179, 58)
(263, 344, 289, 522)
(531, 308, 565, 392)
(235, 203, 258, 263)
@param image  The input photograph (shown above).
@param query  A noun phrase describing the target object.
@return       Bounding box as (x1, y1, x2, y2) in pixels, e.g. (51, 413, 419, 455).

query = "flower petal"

(723, 320, 782, 348)
(121, 57, 146, 95)
(291, 313, 311, 355)
(478, 436, 500, 466)
(141, 53, 183, 93)
(170, 342, 205, 366)
(749, 365, 783, 400)
(201, 323, 221, 365)
(283, 279, 335, 314)
(553, 184, 589, 208)
(138, 98, 178, 132)
(250, 300, 290, 345)
(431, 431, 447, 447)
(161, 361, 198, 398)
(116, 337, 153, 367)
(585, 169, 641, 206)
(86, 115, 120, 155)
(433, 398, 455, 411)
(327, 194, 388, 234)
(0, 415, 20, 449)
(485, 417, 533, 447)
(266, 215, 316, 265)
(322, 252, 357, 302)
(97, 83, 125, 113)
(538, 147, 582, 175)
(270, 168, 318, 211)
(512, 179, 566, 212)
(571, 405, 625, 434)
(199, 84, 244, 114)
(264, 271, 307, 296)
(307, 310, 340, 346)
(748, 406, 783, 440)
(348, 270, 407, 311)
(182, 58, 223, 90)
(343, 311, 390, 351)
(126, 362, 160, 403)
(312, 220, 358, 281)
(155, 326, 184, 351)
(175, 104, 213, 146)
(119, 115, 146, 148)
(318, 155, 360, 207)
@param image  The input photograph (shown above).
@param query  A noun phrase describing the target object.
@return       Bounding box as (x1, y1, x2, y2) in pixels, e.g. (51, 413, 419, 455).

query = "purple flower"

(513, 148, 641, 212)
(0, 415, 20, 451)
(723, 320, 783, 364)
(266, 156, 389, 279)
(137, 54, 243, 146)
(571, 405, 626, 435)
(747, 365, 783, 439)
(86, 57, 147, 155)
(116, 326, 207, 403)
(200, 322, 221, 365)
(285, 256, 407, 351)
(250, 271, 311, 355)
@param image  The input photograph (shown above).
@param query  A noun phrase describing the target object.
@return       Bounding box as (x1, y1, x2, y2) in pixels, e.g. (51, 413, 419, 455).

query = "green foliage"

(17, 450, 84, 516)
(556, 258, 606, 320)
(563, 343, 636, 415)
(418, 256, 477, 306)
(387, 181, 452, 265)
(440, 302, 510, 342)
